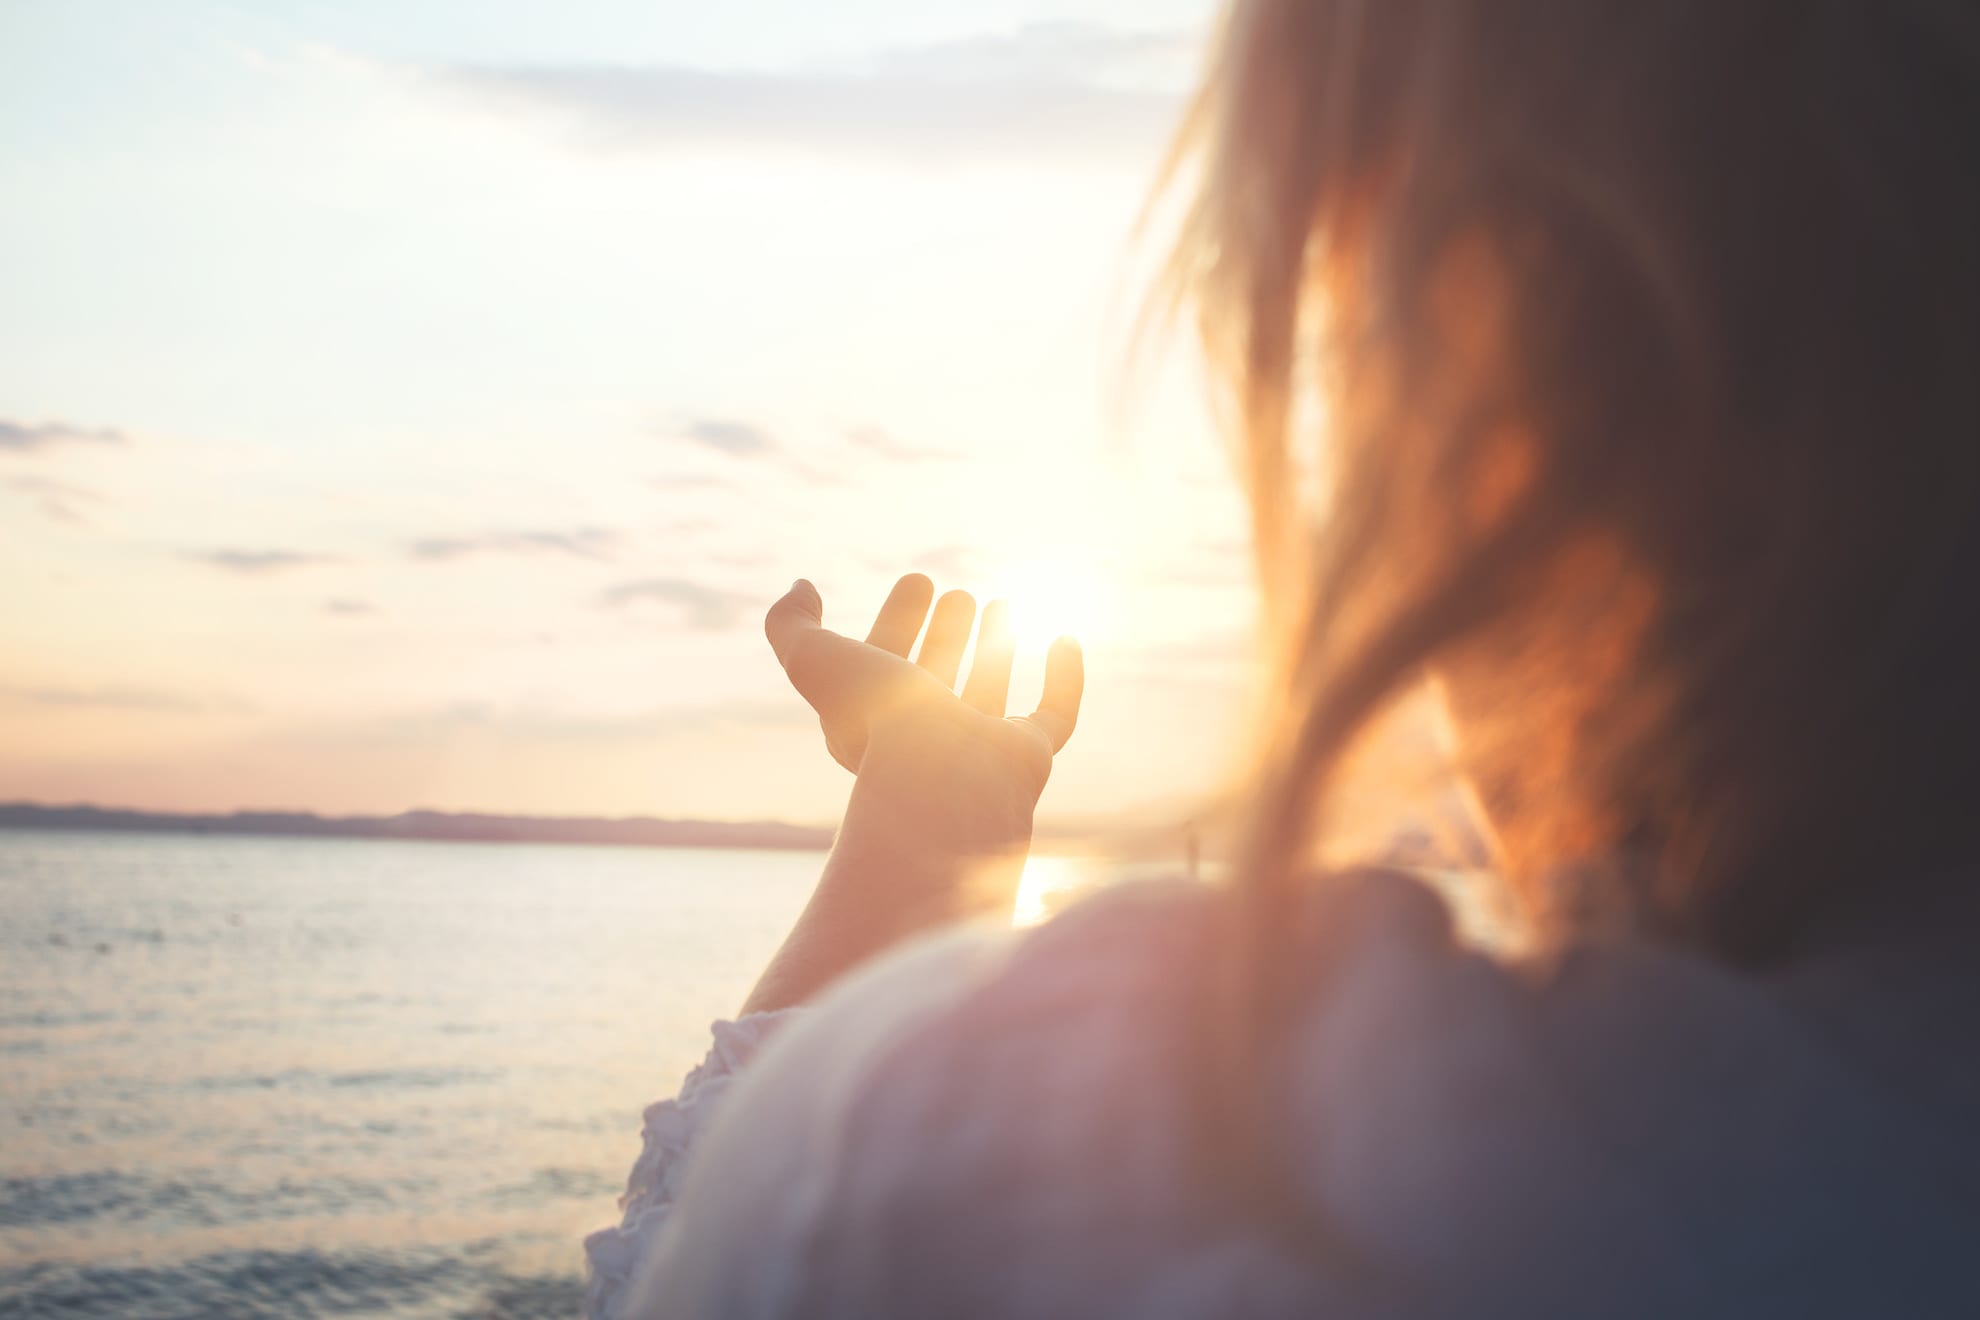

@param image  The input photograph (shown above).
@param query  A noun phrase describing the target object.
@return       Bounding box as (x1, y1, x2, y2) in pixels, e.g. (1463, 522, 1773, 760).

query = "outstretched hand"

(741, 573, 1084, 1013)
(764, 573, 1083, 855)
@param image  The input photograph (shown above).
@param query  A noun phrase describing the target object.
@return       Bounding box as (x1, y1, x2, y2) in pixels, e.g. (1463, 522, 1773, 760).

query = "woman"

(588, 1, 1980, 1315)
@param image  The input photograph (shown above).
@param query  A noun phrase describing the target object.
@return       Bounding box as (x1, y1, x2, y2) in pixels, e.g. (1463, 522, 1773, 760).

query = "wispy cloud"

(865, 23, 1195, 84)
(846, 426, 959, 463)
(0, 683, 208, 714)
(408, 526, 622, 563)
(4, 475, 104, 524)
(662, 517, 718, 536)
(662, 420, 950, 481)
(676, 419, 778, 459)
(780, 459, 850, 488)
(426, 22, 1190, 166)
(650, 472, 734, 490)
(601, 576, 754, 630)
(323, 597, 379, 617)
(343, 694, 812, 746)
(0, 419, 128, 453)
(183, 548, 340, 575)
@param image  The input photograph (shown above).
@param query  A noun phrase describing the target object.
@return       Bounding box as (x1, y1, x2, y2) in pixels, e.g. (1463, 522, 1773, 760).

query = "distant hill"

(0, 802, 833, 852)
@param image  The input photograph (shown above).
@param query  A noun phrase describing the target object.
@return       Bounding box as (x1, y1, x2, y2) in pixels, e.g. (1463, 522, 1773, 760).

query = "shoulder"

(828, 866, 1470, 1162)
(628, 866, 1957, 1318)
(806, 869, 1462, 1111)
(775, 870, 1472, 1315)
(624, 873, 1455, 1317)
(775, 870, 1820, 1315)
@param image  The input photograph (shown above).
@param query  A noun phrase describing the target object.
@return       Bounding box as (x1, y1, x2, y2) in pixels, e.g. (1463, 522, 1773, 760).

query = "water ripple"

(0, 1247, 581, 1320)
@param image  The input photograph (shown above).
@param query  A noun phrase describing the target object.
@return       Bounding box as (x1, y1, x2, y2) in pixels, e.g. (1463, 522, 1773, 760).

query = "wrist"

(840, 718, 1036, 862)
(836, 789, 1032, 901)
(832, 795, 1030, 910)
(830, 750, 1034, 931)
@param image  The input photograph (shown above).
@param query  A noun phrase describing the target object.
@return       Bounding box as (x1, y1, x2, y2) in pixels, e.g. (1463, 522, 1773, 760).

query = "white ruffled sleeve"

(604, 923, 1013, 1319)
(582, 1010, 800, 1320)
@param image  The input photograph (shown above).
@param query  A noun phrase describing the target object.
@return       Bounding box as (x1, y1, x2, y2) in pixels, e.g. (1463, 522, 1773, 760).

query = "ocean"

(0, 828, 905, 1318)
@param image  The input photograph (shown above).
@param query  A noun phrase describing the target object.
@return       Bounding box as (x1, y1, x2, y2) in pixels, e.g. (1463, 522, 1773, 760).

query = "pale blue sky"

(0, 0, 1258, 825)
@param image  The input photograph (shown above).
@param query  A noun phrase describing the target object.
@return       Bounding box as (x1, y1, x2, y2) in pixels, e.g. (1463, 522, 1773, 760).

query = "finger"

(764, 579, 824, 670)
(915, 589, 976, 688)
(765, 580, 883, 717)
(1016, 636, 1084, 752)
(864, 573, 935, 657)
(960, 599, 1014, 715)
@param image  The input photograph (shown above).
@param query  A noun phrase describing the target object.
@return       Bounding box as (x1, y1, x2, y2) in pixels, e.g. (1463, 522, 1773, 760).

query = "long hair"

(1163, 0, 1980, 1239)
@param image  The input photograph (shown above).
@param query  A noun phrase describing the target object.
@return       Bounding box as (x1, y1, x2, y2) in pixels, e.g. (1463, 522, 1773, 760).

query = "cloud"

(662, 517, 718, 536)
(0, 419, 129, 453)
(184, 548, 340, 575)
(601, 576, 755, 630)
(408, 526, 622, 563)
(332, 694, 813, 748)
(845, 426, 958, 463)
(0, 683, 209, 714)
(865, 22, 1196, 84)
(650, 473, 734, 490)
(426, 22, 1190, 166)
(4, 475, 104, 524)
(663, 421, 950, 481)
(780, 459, 849, 488)
(676, 419, 777, 459)
(324, 597, 379, 617)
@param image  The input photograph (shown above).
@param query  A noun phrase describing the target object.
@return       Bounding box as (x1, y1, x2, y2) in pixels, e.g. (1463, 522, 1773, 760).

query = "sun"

(981, 549, 1113, 647)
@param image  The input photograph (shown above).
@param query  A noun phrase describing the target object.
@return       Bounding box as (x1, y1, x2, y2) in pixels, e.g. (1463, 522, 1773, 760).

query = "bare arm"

(741, 575, 1083, 1016)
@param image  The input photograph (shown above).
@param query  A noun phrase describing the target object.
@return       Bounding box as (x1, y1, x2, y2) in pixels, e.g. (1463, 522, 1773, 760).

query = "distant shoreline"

(0, 802, 834, 852)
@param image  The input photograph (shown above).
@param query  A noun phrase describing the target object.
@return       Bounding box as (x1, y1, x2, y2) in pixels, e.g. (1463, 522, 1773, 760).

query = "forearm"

(740, 764, 1032, 1015)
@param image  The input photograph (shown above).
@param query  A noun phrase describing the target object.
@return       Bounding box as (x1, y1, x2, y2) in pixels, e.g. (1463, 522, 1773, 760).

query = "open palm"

(764, 574, 1083, 826)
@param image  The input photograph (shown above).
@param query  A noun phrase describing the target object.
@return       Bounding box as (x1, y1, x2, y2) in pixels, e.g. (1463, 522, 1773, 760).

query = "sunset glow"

(0, 0, 1246, 828)
(985, 549, 1116, 649)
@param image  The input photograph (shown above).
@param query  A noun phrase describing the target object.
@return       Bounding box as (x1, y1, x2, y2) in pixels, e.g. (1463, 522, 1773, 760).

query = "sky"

(0, 0, 1263, 828)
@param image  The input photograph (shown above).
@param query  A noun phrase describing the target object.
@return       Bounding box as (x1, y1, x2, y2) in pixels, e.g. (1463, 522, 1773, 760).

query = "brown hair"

(1168, 0, 1980, 968)
(1156, 0, 1980, 1256)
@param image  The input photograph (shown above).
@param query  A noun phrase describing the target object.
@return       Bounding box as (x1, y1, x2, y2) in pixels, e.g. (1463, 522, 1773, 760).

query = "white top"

(586, 870, 1980, 1318)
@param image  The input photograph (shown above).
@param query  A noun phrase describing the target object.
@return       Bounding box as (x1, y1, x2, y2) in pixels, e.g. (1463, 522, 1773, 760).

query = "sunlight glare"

(1013, 855, 1093, 927)
(984, 550, 1113, 647)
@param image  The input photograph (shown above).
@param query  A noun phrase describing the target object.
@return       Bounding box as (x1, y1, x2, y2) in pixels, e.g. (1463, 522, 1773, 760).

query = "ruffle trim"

(583, 1010, 799, 1319)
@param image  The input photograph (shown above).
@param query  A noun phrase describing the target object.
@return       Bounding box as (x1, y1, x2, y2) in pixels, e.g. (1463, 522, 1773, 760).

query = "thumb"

(764, 579, 824, 671)
(764, 579, 882, 719)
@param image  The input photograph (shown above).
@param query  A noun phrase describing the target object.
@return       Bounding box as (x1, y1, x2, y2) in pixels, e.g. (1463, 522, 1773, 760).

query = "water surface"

(0, 830, 830, 1317)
